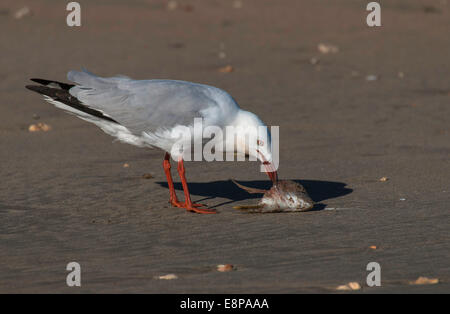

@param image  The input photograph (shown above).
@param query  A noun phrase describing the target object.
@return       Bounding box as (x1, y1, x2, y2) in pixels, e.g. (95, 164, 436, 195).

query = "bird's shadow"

(156, 179, 352, 211)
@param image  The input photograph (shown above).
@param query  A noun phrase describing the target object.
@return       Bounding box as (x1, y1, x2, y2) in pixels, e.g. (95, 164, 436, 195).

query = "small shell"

(336, 282, 361, 291)
(28, 125, 39, 132)
(28, 123, 51, 132)
(14, 6, 31, 19)
(409, 277, 439, 285)
(217, 264, 234, 272)
(318, 43, 339, 54)
(156, 274, 178, 280)
(218, 65, 234, 73)
(348, 282, 361, 290)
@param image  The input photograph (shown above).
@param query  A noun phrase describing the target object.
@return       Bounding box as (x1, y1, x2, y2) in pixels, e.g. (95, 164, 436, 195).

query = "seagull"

(26, 70, 277, 214)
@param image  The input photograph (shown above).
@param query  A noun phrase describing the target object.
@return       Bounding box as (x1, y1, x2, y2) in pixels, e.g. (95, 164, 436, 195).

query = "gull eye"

(257, 139, 264, 146)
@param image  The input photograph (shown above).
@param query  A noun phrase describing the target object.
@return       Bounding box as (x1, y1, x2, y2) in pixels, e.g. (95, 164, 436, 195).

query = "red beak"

(257, 149, 278, 185)
(263, 161, 278, 185)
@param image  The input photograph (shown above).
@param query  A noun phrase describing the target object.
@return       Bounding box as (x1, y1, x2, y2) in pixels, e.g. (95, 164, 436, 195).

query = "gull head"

(232, 110, 278, 184)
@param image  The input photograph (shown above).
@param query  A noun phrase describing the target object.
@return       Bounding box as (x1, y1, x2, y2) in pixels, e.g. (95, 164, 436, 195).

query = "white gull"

(26, 70, 277, 214)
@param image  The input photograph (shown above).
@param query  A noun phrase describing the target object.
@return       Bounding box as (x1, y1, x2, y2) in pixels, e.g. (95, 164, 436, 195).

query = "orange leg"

(163, 153, 215, 214)
(163, 152, 180, 206)
(176, 157, 216, 214)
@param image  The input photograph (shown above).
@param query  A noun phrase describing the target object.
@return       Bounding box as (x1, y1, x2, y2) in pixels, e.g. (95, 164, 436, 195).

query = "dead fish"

(232, 179, 314, 212)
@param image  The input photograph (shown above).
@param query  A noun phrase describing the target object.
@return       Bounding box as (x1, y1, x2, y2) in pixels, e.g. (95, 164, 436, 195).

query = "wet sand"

(0, 0, 449, 293)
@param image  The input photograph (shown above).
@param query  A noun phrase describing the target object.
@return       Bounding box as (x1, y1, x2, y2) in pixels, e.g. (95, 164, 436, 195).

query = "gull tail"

(25, 78, 119, 124)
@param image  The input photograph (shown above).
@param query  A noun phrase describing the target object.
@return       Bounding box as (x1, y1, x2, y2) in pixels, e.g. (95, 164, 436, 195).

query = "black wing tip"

(25, 84, 120, 125)
(30, 78, 47, 84)
(28, 78, 74, 90)
(25, 85, 42, 93)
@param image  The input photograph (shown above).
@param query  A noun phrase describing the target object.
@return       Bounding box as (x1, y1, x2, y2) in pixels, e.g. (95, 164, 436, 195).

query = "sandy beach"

(0, 0, 449, 293)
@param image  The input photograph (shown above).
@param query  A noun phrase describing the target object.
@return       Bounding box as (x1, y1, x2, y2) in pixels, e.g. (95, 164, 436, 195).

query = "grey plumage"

(67, 70, 240, 135)
(26, 70, 255, 156)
